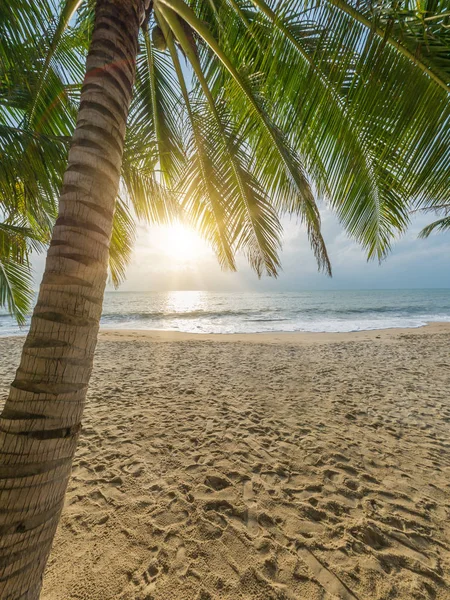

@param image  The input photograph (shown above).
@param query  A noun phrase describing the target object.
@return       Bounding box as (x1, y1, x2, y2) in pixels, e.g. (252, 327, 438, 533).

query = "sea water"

(1, 289, 450, 336)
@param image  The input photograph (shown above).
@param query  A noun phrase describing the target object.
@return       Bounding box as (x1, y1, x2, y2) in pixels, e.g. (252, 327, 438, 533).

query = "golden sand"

(1, 323, 449, 599)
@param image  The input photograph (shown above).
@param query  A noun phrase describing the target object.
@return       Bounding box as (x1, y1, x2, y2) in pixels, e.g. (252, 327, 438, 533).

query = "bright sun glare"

(162, 223, 206, 263)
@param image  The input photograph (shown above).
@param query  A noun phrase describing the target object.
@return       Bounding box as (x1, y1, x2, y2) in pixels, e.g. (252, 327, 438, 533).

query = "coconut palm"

(0, 0, 449, 597)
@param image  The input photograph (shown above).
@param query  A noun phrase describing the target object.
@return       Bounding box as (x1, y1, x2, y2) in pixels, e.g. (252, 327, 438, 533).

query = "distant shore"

(0, 321, 449, 598)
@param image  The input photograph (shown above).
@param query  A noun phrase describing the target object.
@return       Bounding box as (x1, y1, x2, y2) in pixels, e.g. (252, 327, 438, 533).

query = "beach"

(1, 323, 449, 599)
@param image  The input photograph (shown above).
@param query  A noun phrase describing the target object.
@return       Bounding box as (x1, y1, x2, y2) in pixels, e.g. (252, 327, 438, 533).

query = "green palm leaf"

(0, 222, 39, 323)
(419, 215, 450, 238)
(160, 5, 282, 275)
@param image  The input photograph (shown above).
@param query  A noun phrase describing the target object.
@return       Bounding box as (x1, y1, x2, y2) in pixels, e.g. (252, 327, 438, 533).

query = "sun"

(162, 223, 206, 263)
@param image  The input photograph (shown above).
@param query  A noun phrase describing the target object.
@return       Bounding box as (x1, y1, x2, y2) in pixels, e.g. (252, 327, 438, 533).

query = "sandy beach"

(1, 323, 450, 600)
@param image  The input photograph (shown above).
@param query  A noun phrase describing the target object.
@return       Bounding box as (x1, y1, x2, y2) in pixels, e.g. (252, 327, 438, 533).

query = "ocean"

(1, 289, 450, 337)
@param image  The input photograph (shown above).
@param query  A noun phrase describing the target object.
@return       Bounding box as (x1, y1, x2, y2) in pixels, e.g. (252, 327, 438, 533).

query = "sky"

(32, 207, 450, 291)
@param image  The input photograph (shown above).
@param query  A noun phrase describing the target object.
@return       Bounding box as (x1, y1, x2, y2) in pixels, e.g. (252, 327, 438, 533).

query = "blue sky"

(32, 207, 450, 291)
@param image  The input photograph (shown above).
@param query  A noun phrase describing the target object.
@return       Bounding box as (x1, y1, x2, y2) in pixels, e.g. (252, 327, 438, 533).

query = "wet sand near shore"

(1, 323, 449, 599)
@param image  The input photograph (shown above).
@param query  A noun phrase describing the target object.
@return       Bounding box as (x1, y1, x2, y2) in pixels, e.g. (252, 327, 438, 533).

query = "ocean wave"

(246, 318, 289, 322)
(101, 308, 280, 321)
(101, 306, 446, 322)
(290, 305, 449, 316)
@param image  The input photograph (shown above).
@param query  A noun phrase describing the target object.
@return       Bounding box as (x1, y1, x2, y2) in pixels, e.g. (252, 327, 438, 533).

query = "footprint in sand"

(297, 547, 358, 600)
(243, 478, 259, 537)
(173, 542, 187, 575)
(121, 461, 145, 477)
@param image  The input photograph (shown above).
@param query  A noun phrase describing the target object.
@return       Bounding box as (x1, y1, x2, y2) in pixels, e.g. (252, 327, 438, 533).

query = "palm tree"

(0, 0, 448, 597)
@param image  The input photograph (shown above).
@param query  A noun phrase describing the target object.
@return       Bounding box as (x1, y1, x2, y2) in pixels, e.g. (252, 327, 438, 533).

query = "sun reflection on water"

(162, 290, 207, 315)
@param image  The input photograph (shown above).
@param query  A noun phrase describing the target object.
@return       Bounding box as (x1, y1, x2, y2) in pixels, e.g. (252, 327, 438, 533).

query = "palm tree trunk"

(0, 1, 145, 597)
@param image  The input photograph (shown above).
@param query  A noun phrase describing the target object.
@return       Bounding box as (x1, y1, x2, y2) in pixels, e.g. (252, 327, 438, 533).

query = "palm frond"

(330, 0, 450, 90)
(160, 14, 236, 268)
(0, 221, 38, 323)
(158, 0, 332, 273)
(419, 216, 450, 238)
(222, 0, 448, 257)
(0, 258, 33, 325)
(160, 4, 282, 276)
(135, 24, 185, 183)
(109, 197, 136, 287)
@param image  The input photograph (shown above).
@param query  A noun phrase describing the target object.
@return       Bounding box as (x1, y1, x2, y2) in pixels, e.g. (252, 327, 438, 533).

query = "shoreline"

(2, 320, 450, 344)
(100, 320, 450, 343)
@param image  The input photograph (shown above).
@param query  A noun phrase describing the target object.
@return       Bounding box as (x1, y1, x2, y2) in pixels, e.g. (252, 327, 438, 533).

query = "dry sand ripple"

(0, 324, 449, 599)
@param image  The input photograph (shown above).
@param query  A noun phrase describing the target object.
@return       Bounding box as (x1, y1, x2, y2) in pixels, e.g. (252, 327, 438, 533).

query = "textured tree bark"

(0, 1, 145, 597)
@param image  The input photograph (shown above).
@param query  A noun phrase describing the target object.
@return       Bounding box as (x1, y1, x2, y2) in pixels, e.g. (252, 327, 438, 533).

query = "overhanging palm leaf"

(0, 222, 41, 324)
(136, 24, 185, 184)
(419, 215, 450, 238)
(108, 197, 136, 288)
(154, 0, 448, 260)
(235, 0, 448, 256)
(162, 21, 237, 269)
(0, 0, 178, 316)
(160, 6, 282, 275)
(417, 204, 450, 238)
(329, 0, 450, 90)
